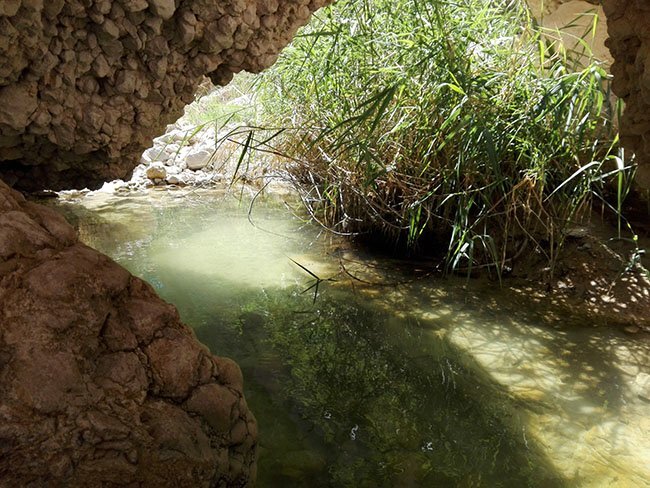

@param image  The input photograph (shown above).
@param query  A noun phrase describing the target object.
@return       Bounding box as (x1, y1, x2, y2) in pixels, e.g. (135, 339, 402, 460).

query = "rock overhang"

(0, 0, 329, 191)
(0, 1, 649, 191)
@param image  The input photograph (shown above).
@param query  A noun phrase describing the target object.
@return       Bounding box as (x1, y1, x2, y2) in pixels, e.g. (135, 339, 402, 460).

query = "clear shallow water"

(53, 188, 650, 487)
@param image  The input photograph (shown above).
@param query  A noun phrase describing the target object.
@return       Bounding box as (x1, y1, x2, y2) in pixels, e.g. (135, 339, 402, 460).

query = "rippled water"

(52, 188, 650, 487)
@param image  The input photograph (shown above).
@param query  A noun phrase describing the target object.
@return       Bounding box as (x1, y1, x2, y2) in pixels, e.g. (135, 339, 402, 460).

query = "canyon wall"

(527, 1, 611, 68)
(526, 1, 650, 189)
(603, 0, 650, 188)
(0, 1, 648, 191)
(0, 0, 328, 191)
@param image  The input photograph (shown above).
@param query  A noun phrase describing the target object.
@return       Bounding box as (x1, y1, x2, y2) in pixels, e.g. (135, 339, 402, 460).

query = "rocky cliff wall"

(527, 0, 600, 17)
(603, 0, 650, 188)
(0, 179, 257, 485)
(0, 0, 328, 191)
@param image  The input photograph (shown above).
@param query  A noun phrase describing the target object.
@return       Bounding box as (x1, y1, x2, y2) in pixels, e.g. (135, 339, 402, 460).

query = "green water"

(53, 188, 650, 487)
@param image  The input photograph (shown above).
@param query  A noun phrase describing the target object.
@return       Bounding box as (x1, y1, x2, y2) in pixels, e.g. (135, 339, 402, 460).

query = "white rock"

(176, 157, 188, 170)
(153, 134, 169, 145)
(182, 172, 196, 185)
(163, 144, 190, 169)
(131, 164, 147, 179)
(166, 165, 181, 175)
(161, 144, 181, 165)
(140, 152, 153, 165)
(163, 143, 180, 156)
(97, 180, 125, 194)
(142, 146, 165, 163)
(166, 174, 185, 185)
(163, 128, 196, 144)
(186, 149, 213, 170)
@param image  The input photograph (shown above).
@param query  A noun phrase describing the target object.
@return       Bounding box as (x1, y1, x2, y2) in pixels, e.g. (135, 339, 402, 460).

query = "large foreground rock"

(0, 0, 328, 191)
(0, 180, 257, 486)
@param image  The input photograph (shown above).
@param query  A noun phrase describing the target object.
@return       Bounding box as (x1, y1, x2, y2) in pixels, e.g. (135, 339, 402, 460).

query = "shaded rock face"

(0, 0, 328, 191)
(603, 0, 650, 188)
(0, 180, 257, 485)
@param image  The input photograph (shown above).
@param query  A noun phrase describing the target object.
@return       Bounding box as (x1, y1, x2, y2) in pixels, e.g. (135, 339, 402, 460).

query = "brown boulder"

(0, 179, 257, 486)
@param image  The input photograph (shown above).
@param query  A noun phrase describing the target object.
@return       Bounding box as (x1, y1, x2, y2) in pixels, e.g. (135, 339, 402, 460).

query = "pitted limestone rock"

(0, 179, 257, 486)
(603, 0, 650, 188)
(0, 0, 329, 191)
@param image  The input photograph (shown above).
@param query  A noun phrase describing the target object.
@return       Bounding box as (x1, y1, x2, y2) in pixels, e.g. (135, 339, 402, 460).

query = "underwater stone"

(634, 372, 650, 401)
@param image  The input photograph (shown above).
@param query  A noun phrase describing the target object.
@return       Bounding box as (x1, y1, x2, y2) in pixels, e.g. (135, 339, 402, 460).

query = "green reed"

(256, 0, 629, 276)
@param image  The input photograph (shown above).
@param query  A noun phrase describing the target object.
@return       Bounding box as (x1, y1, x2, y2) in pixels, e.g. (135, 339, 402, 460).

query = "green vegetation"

(253, 0, 631, 276)
(183, 75, 258, 127)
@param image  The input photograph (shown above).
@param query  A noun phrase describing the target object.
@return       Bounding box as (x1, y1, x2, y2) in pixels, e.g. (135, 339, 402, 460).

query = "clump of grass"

(257, 0, 630, 277)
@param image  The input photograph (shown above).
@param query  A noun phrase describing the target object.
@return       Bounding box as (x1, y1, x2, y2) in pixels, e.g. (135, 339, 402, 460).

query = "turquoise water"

(52, 188, 650, 487)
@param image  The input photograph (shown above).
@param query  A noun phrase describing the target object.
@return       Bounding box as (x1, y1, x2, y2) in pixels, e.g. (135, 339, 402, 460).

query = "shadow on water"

(192, 285, 568, 487)
(358, 276, 650, 485)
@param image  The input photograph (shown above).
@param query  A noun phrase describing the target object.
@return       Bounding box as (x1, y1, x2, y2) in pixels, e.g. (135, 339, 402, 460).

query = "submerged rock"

(0, 180, 257, 485)
(634, 373, 650, 402)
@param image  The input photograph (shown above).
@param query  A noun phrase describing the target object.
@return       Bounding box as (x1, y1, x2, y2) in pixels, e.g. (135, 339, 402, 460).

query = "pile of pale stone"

(91, 117, 255, 194)
(138, 122, 224, 187)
